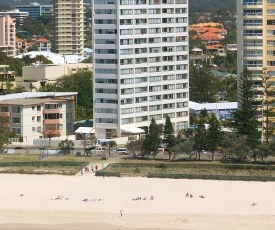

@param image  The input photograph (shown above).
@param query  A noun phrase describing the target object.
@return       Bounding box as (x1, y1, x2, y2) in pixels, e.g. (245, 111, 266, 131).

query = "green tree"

(262, 68, 275, 144)
(143, 118, 160, 159)
(227, 135, 251, 161)
(190, 60, 220, 103)
(163, 116, 176, 160)
(234, 67, 260, 148)
(102, 140, 117, 156)
(126, 139, 144, 157)
(58, 139, 74, 155)
(55, 70, 93, 119)
(193, 118, 207, 160)
(0, 115, 15, 152)
(208, 113, 221, 160)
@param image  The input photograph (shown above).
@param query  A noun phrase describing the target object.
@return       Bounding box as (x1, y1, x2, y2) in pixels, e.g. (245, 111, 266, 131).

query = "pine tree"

(143, 118, 160, 159)
(234, 67, 260, 148)
(163, 116, 176, 160)
(208, 113, 221, 160)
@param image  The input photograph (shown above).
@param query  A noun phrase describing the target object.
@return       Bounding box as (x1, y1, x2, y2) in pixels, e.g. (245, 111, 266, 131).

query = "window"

(12, 107, 20, 113)
(12, 117, 20, 123)
(37, 116, 41, 122)
(32, 127, 35, 132)
(59, 124, 63, 130)
(121, 68, 134, 75)
(60, 113, 63, 119)
(32, 106, 35, 111)
(45, 104, 58, 110)
(32, 116, 35, 122)
(37, 105, 41, 111)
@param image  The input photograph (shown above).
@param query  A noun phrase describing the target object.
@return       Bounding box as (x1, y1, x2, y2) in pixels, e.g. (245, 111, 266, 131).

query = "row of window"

(121, 102, 187, 114)
(120, 93, 188, 105)
(121, 111, 188, 124)
(120, 35, 188, 45)
(120, 46, 187, 53)
(94, 0, 187, 4)
(120, 84, 187, 93)
(120, 64, 187, 75)
(119, 74, 188, 84)
(11, 114, 63, 124)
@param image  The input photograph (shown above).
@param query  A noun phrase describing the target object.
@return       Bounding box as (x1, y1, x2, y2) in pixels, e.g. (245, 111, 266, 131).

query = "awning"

(121, 124, 145, 134)
(75, 127, 95, 134)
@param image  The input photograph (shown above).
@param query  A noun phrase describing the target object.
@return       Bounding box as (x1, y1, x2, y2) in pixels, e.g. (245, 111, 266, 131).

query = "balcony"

(43, 119, 60, 125)
(43, 109, 60, 114)
(43, 129, 61, 136)
(0, 112, 11, 117)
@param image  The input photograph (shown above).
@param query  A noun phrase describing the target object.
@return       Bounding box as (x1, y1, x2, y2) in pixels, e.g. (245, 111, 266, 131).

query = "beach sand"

(0, 173, 275, 230)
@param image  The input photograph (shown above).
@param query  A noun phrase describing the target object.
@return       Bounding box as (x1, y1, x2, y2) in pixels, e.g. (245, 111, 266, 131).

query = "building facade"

(0, 15, 16, 57)
(15, 3, 53, 18)
(92, 0, 189, 139)
(0, 10, 29, 26)
(237, 0, 275, 129)
(53, 0, 85, 56)
(0, 92, 77, 143)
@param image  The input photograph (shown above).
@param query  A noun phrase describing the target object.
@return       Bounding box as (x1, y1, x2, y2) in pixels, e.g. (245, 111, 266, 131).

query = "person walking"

(120, 209, 124, 217)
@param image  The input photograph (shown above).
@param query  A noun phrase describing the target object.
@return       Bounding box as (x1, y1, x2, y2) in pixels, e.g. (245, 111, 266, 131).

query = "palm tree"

(28, 83, 37, 92)
(58, 139, 74, 155)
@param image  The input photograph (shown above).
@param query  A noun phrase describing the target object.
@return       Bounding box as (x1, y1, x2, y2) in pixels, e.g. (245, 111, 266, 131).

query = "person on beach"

(251, 202, 257, 206)
(190, 194, 193, 198)
(95, 165, 98, 171)
(186, 192, 189, 197)
(120, 209, 124, 217)
(150, 195, 154, 200)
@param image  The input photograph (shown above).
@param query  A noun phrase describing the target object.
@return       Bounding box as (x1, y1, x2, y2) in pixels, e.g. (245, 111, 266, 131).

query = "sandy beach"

(0, 172, 275, 230)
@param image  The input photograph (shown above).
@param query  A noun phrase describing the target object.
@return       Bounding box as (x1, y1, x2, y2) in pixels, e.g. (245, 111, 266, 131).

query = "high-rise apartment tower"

(237, 0, 275, 132)
(92, 0, 189, 139)
(53, 0, 85, 56)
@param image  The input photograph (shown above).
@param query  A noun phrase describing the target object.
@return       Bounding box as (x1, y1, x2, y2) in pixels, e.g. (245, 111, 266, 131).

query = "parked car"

(201, 150, 208, 154)
(157, 144, 168, 152)
(90, 147, 106, 152)
(115, 148, 129, 154)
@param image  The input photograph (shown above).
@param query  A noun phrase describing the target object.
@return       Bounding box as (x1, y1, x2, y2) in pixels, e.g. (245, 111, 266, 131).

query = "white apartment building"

(0, 92, 77, 143)
(237, 0, 275, 126)
(92, 0, 189, 139)
(53, 0, 85, 56)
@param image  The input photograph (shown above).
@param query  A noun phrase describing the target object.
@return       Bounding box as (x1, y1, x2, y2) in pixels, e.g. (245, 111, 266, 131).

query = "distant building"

(189, 101, 238, 120)
(22, 63, 92, 83)
(0, 15, 16, 57)
(15, 2, 53, 18)
(53, 0, 85, 56)
(15, 37, 28, 53)
(35, 37, 51, 52)
(0, 10, 29, 26)
(0, 92, 77, 143)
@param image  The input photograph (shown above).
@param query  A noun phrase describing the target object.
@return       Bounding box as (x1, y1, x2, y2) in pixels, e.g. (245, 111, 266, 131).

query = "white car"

(201, 150, 207, 154)
(116, 148, 129, 155)
(90, 147, 106, 152)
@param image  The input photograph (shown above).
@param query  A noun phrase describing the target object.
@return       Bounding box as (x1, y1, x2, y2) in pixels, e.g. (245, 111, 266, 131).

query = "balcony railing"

(43, 119, 60, 125)
(43, 109, 60, 114)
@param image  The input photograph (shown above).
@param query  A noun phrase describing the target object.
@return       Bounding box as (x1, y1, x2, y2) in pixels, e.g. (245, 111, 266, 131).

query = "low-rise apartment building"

(0, 92, 77, 143)
(0, 15, 16, 57)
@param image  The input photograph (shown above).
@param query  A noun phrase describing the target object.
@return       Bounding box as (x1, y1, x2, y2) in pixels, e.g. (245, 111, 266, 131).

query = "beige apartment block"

(0, 15, 16, 57)
(22, 63, 92, 82)
(53, 0, 85, 56)
(237, 0, 275, 139)
(0, 92, 77, 143)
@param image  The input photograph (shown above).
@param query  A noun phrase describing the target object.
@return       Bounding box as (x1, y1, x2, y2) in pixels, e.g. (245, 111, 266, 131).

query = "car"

(116, 148, 129, 155)
(14, 146, 24, 149)
(90, 147, 106, 152)
(201, 150, 208, 154)
(84, 146, 96, 152)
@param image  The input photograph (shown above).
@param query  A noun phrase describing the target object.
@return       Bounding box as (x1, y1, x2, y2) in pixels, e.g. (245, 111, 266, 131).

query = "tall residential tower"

(237, 0, 275, 133)
(92, 0, 189, 139)
(53, 0, 85, 56)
